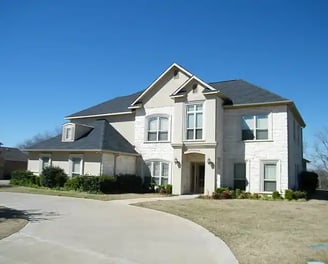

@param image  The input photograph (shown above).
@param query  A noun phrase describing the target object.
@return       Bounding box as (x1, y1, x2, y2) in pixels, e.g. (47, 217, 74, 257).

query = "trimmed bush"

(293, 191, 308, 200)
(272, 191, 281, 200)
(116, 174, 143, 193)
(41, 167, 68, 188)
(10, 170, 40, 187)
(285, 189, 294, 200)
(216, 187, 229, 194)
(299, 171, 318, 194)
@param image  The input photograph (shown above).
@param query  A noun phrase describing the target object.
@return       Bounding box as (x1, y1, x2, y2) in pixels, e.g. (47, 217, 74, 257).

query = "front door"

(191, 162, 205, 194)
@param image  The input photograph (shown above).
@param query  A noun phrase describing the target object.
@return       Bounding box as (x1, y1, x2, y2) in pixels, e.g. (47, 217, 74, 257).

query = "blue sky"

(0, 0, 327, 156)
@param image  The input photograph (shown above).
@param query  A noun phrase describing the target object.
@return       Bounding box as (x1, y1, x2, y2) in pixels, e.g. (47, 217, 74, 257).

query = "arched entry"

(184, 153, 205, 194)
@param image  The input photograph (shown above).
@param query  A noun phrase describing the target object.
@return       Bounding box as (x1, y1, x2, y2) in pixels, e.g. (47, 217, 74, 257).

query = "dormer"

(62, 123, 93, 142)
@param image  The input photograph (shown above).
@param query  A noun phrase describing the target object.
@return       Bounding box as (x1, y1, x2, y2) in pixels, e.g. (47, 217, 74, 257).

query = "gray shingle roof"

(26, 120, 137, 155)
(209, 80, 289, 105)
(67, 91, 144, 118)
(0, 148, 27, 162)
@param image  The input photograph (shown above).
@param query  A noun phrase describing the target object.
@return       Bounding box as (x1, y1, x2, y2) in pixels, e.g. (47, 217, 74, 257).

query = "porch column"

(172, 147, 183, 195)
(204, 149, 216, 195)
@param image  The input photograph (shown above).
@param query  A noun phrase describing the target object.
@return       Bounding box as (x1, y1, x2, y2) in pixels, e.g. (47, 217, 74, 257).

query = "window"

(147, 116, 169, 141)
(69, 156, 83, 176)
(263, 163, 276, 192)
(62, 124, 74, 142)
(186, 104, 203, 140)
(146, 161, 169, 185)
(234, 163, 246, 190)
(41, 156, 51, 169)
(242, 114, 268, 140)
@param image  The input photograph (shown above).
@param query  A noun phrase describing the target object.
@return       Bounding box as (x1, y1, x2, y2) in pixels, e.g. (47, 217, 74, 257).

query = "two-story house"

(26, 63, 305, 195)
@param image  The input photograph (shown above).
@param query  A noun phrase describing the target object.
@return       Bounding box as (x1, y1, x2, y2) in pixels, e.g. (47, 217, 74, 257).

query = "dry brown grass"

(0, 185, 163, 201)
(137, 198, 328, 264)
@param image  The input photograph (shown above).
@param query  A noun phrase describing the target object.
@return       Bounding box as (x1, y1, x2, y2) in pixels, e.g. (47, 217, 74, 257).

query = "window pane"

(153, 162, 160, 176)
(152, 177, 160, 185)
(148, 118, 157, 130)
(256, 130, 268, 140)
(234, 163, 246, 179)
(158, 132, 168, 141)
(159, 117, 168, 131)
(256, 114, 268, 129)
(196, 129, 202, 139)
(196, 104, 203, 111)
(242, 129, 254, 140)
(161, 178, 168, 186)
(187, 114, 194, 128)
(234, 180, 246, 191)
(187, 129, 194, 139)
(196, 113, 202, 127)
(264, 164, 276, 179)
(264, 181, 276, 192)
(186, 105, 194, 112)
(65, 128, 72, 139)
(162, 163, 169, 176)
(242, 116, 254, 129)
(42, 157, 50, 169)
(147, 132, 157, 141)
(72, 158, 81, 174)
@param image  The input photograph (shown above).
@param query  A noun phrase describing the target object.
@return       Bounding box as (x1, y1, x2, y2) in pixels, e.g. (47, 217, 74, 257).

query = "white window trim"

(260, 160, 281, 193)
(185, 102, 204, 141)
(242, 113, 272, 142)
(39, 154, 52, 174)
(69, 154, 84, 177)
(145, 160, 171, 186)
(62, 124, 75, 142)
(145, 114, 170, 143)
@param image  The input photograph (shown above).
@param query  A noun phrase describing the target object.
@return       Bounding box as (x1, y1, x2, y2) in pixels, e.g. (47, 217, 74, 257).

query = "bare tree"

(17, 127, 61, 149)
(312, 127, 328, 189)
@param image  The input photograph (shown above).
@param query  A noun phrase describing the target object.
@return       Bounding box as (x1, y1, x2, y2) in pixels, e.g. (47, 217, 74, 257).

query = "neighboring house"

(0, 147, 27, 179)
(25, 63, 305, 195)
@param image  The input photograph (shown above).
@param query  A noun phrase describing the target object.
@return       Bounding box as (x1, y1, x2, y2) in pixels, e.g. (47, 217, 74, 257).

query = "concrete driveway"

(0, 192, 238, 264)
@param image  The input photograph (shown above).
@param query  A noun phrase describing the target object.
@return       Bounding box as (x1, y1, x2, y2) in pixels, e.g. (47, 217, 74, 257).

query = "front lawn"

(0, 185, 163, 201)
(137, 198, 328, 264)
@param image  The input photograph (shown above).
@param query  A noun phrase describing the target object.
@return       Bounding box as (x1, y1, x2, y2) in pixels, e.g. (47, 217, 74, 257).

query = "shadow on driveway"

(0, 207, 59, 223)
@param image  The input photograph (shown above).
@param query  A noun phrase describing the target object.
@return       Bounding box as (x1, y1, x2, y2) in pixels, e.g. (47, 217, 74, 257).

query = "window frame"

(261, 160, 279, 193)
(69, 155, 84, 177)
(242, 113, 270, 141)
(145, 160, 170, 186)
(233, 163, 247, 191)
(39, 154, 52, 174)
(62, 124, 75, 142)
(185, 102, 204, 141)
(145, 115, 170, 142)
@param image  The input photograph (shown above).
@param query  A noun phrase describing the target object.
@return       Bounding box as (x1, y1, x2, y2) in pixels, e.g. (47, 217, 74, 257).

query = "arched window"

(147, 116, 169, 142)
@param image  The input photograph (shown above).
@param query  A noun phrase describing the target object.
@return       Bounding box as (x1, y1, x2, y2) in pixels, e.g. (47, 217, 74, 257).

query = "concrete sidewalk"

(0, 192, 238, 264)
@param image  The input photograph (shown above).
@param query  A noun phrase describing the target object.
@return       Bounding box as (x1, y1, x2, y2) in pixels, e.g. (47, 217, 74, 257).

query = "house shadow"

(310, 190, 328, 201)
(0, 207, 60, 223)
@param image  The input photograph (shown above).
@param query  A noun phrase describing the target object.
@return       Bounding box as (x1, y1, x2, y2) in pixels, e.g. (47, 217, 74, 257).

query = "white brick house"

(26, 63, 305, 195)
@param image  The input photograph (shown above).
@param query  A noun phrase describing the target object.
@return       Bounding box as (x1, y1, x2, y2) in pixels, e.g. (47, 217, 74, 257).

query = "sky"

(0, 0, 327, 157)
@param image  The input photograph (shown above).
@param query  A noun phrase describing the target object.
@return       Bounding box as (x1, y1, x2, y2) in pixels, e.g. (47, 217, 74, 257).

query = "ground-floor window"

(234, 163, 246, 190)
(40, 155, 51, 173)
(263, 163, 277, 192)
(146, 160, 169, 185)
(69, 156, 83, 176)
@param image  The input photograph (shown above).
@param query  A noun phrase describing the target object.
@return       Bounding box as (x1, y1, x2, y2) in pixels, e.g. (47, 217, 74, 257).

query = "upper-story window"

(147, 116, 169, 142)
(242, 114, 268, 140)
(62, 124, 75, 142)
(186, 103, 203, 140)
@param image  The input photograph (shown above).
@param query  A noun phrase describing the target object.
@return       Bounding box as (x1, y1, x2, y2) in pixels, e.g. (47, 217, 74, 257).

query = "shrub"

(165, 184, 172, 194)
(251, 193, 261, 199)
(64, 177, 80, 191)
(116, 174, 143, 193)
(235, 188, 241, 198)
(293, 190, 308, 200)
(299, 171, 318, 194)
(10, 170, 39, 187)
(272, 191, 281, 200)
(285, 189, 294, 200)
(41, 167, 68, 188)
(99, 176, 117, 194)
(216, 187, 229, 194)
(212, 189, 233, 199)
